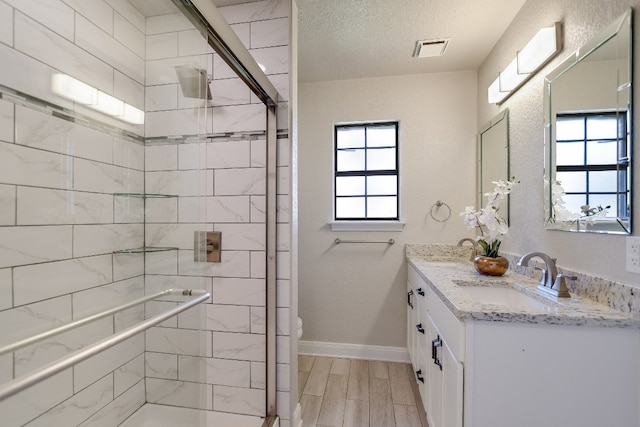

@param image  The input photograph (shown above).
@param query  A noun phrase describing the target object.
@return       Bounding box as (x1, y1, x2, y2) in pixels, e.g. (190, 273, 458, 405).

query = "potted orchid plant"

(461, 178, 519, 275)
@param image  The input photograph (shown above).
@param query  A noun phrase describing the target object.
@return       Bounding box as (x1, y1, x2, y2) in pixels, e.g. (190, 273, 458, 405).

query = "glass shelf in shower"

(114, 193, 178, 198)
(113, 247, 179, 254)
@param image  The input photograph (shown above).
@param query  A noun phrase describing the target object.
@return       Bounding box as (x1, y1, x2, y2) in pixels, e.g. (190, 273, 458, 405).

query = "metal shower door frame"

(173, 0, 281, 421)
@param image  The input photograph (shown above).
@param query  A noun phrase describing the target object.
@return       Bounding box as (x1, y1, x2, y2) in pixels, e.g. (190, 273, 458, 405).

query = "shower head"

(175, 65, 212, 100)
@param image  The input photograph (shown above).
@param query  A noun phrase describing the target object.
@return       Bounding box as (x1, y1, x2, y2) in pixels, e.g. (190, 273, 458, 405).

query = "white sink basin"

(454, 281, 554, 311)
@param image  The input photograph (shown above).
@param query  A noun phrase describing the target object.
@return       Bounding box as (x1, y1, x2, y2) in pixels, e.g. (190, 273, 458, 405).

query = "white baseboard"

(298, 340, 410, 363)
(292, 403, 302, 427)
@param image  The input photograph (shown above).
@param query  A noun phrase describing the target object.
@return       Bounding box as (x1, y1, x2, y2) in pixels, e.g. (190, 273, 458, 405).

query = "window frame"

(333, 121, 400, 221)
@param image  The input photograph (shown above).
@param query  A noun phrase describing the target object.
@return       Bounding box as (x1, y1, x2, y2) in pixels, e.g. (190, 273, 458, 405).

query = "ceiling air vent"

(412, 38, 450, 58)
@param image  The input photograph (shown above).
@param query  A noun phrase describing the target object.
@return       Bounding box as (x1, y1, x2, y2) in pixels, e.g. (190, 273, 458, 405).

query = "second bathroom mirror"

(478, 109, 510, 219)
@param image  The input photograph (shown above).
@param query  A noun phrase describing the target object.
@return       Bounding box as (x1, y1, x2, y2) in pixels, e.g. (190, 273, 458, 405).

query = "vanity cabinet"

(408, 264, 463, 426)
(407, 262, 640, 427)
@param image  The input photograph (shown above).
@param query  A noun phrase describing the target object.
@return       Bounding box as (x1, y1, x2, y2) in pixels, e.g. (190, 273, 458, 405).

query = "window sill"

(329, 221, 406, 232)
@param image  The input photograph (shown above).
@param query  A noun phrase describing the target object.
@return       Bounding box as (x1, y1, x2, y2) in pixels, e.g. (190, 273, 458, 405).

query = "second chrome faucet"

(457, 238, 479, 261)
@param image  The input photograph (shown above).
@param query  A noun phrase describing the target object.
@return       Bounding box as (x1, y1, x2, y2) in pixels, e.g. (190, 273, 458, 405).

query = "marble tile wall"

(0, 0, 146, 425)
(143, 0, 293, 423)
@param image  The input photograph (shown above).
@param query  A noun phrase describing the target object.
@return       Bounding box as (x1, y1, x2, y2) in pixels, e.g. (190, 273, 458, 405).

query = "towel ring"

(430, 200, 451, 222)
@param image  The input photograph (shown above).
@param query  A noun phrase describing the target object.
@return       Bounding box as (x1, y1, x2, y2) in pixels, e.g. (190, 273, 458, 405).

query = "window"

(334, 122, 399, 220)
(555, 112, 629, 218)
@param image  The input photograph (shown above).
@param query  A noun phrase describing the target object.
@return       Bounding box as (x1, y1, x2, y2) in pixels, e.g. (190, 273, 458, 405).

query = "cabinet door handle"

(431, 336, 442, 358)
(431, 336, 443, 371)
(433, 355, 443, 370)
(407, 290, 414, 308)
(416, 323, 425, 334)
(415, 369, 425, 383)
(416, 288, 425, 296)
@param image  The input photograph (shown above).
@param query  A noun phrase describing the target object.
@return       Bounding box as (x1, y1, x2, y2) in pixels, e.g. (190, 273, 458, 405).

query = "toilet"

(297, 317, 303, 339)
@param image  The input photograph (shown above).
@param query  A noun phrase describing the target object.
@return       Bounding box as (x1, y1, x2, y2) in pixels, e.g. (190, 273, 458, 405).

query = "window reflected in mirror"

(554, 113, 630, 221)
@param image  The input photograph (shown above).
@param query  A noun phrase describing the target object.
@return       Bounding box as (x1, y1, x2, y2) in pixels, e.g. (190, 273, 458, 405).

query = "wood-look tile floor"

(298, 356, 429, 427)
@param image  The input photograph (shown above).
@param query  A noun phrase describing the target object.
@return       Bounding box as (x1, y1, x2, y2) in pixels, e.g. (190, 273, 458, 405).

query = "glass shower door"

(0, 0, 289, 424)
(140, 1, 215, 420)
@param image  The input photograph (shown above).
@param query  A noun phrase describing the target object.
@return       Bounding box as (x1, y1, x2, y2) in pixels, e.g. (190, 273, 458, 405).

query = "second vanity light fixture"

(488, 22, 562, 104)
(51, 74, 145, 125)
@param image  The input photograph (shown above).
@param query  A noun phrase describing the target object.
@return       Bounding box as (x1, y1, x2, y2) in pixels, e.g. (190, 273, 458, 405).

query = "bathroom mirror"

(544, 9, 633, 234)
(478, 109, 510, 217)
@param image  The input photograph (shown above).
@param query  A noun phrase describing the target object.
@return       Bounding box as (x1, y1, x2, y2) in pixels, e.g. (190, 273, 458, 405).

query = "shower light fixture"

(488, 23, 562, 104)
(51, 74, 145, 124)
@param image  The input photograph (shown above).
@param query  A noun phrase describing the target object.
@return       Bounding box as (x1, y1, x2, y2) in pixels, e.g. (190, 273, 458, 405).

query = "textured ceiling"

(126, 0, 527, 83)
(297, 0, 527, 83)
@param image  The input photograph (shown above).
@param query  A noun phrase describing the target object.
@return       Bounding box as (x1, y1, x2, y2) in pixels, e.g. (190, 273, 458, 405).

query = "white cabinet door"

(415, 284, 427, 365)
(426, 315, 443, 427)
(426, 314, 463, 427)
(407, 269, 430, 414)
(416, 346, 428, 410)
(406, 281, 415, 365)
(441, 338, 463, 427)
(414, 287, 428, 408)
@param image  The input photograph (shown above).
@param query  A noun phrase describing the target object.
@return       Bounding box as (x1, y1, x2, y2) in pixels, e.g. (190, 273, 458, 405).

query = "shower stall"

(0, 0, 295, 426)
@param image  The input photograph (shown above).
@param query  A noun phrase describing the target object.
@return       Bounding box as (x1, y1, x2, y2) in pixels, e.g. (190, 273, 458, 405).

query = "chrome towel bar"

(0, 288, 208, 357)
(335, 238, 395, 245)
(0, 289, 210, 401)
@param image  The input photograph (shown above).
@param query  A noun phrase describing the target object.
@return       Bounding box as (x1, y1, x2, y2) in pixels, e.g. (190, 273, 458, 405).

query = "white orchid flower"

(459, 178, 519, 256)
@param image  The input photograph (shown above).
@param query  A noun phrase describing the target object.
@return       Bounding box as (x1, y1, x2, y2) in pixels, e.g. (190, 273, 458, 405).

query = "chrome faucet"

(457, 238, 479, 261)
(517, 252, 574, 298)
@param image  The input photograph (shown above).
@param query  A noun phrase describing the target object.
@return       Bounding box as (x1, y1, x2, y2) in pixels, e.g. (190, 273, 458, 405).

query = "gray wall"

(298, 71, 477, 348)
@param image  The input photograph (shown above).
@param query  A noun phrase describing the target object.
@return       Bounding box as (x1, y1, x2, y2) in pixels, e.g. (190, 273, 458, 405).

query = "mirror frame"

(478, 109, 510, 219)
(544, 9, 633, 234)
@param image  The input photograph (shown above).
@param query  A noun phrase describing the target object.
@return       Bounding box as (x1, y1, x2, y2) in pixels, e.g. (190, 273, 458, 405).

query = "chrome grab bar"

(0, 289, 210, 401)
(335, 238, 395, 245)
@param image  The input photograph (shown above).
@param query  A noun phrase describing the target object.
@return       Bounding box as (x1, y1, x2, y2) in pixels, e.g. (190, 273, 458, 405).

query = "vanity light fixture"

(488, 22, 562, 104)
(51, 74, 145, 125)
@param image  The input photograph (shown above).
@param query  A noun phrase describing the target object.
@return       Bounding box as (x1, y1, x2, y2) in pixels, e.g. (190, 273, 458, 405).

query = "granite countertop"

(407, 256, 640, 328)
